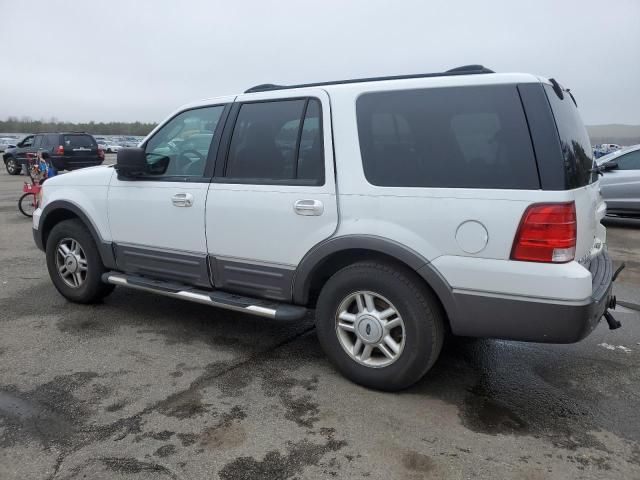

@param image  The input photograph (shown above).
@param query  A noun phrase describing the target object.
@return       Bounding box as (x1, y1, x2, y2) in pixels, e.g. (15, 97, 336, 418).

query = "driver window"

(21, 136, 34, 148)
(144, 105, 224, 178)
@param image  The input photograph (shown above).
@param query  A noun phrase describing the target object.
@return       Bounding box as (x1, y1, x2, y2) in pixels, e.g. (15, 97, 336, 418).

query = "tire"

(5, 157, 20, 175)
(18, 193, 37, 217)
(315, 261, 444, 391)
(45, 219, 115, 303)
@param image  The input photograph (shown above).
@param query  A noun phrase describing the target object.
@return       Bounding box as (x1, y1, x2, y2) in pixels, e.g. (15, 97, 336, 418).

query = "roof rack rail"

(244, 64, 494, 94)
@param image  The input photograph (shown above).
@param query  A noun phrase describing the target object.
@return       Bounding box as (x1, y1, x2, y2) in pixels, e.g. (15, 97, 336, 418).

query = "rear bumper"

(450, 250, 614, 343)
(50, 156, 103, 170)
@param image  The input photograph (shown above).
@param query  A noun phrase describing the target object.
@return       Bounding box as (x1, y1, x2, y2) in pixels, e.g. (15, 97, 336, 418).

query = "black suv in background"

(3, 133, 104, 175)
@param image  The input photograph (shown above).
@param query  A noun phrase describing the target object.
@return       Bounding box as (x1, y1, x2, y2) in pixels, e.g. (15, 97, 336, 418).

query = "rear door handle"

(294, 199, 323, 216)
(171, 193, 194, 207)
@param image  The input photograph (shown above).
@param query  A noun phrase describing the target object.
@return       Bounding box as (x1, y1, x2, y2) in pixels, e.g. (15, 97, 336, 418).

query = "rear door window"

(543, 85, 595, 187)
(356, 85, 539, 189)
(63, 135, 97, 149)
(46, 134, 59, 148)
(224, 98, 324, 185)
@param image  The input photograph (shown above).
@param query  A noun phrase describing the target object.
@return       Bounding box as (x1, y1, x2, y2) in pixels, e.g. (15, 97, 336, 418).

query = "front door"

(107, 101, 231, 287)
(206, 89, 338, 301)
(15, 135, 35, 167)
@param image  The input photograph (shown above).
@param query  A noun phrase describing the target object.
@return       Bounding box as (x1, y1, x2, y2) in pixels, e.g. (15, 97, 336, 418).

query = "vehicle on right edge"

(32, 65, 620, 391)
(597, 144, 640, 217)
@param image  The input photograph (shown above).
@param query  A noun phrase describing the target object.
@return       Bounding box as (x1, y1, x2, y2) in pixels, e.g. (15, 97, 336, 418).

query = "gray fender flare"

(292, 235, 459, 325)
(36, 200, 117, 269)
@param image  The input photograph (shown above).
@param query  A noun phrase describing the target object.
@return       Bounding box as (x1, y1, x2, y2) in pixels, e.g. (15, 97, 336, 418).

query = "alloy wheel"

(55, 238, 88, 288)
(335, 291, 405, 368)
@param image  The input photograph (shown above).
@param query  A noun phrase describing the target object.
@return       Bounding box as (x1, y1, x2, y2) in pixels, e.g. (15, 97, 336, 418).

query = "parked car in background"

(0, 137, 17, 152)
(597, 144, 640, 217)
(103, 143, 121, 153)
(3, 132, 104, 174)
(593, 143, 622, 159)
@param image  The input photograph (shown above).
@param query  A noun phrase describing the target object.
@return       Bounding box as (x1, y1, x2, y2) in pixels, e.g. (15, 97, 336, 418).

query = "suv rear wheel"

(315, 261, 444, 391)
(45, 219, 115, 303)
(5, 157, 20, 175)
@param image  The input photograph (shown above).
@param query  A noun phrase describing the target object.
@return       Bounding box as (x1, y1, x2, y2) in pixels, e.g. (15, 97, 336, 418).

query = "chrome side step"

(102, 272, 308, 321)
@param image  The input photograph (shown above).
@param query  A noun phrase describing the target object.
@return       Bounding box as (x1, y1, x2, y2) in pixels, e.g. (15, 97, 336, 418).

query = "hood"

(46, 165, 114, 187)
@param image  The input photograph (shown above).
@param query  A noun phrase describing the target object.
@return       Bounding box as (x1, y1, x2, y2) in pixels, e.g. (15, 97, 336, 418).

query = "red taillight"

(511, 202, 576, 263)
(55, 145, 64, 155)
(98, 148, 105, 160)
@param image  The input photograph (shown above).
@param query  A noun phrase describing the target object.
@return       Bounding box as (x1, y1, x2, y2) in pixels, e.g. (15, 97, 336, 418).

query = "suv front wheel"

(45, 219, 115, 303)
(4, 157, 20, 175)
(315, 261, 444, 391)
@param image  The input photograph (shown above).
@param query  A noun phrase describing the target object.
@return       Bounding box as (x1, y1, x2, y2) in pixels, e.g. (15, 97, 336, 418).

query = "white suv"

(32, 65, 619, 390)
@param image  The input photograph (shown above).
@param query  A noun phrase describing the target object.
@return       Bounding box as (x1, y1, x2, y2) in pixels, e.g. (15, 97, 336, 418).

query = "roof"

(244, 64, 495, 93)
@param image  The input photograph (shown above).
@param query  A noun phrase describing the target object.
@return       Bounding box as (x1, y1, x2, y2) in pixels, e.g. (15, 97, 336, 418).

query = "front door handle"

(294, 199, 324, 216)
(171, 193, 194, 207)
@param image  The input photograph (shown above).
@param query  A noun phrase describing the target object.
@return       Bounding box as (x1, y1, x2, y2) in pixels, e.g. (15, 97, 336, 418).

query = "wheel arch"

(38, 201, 117, 269)
(292, 235, 459, 327)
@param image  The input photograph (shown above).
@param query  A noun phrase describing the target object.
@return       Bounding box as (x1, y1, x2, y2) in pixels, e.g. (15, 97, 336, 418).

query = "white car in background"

(597, 144, 640, 217)
(0, 137, 17, 152)
(105, 143, 122, 153)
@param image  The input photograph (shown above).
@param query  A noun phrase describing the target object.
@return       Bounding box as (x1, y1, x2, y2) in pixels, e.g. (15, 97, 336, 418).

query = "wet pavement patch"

(402, 451, 435, 473)
(410, 337, 639, 454)
(177, 432, 198, 447)
(218, 437, 347, 480)
(100, 456, 176, 477)
(260, 367, 321, 429)
(199, 405, 247, 450)
(0, 372, 98, 449)
(154, 444, 177, 458)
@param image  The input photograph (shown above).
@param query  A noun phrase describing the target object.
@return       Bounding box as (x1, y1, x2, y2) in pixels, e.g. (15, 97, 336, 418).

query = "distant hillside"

(586, 124, 640, 147)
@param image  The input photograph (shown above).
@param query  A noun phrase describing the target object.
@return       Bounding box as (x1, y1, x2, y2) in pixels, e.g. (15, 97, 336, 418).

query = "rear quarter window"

(543, 85, 596, 187)
(356, 85, 539, 189)
(63, 135, 97, 148)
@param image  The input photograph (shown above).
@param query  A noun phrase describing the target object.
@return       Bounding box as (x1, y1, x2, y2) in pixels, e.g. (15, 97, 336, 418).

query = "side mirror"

(602, 160, 618, 171)
(114, 148, 147, 177)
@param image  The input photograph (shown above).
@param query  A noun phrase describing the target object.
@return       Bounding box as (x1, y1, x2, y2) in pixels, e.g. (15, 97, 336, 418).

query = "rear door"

(600, 149, 640, 214)
(62, 134, 100, 169)
(205, 89, 337, 301)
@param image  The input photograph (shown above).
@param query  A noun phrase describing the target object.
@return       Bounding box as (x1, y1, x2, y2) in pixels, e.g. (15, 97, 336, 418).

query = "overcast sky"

(1, 0, 639, 125)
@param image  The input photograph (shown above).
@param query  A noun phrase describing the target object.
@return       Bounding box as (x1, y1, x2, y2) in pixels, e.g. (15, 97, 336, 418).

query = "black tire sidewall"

(315, 262, 443, 391)
(6, 158, 19, 175)
(18, 193, 36, 217)
(45, 219, 110, 303)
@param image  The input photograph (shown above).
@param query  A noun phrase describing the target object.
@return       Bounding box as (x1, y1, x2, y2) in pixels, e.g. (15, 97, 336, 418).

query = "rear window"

(543, 85, 595, 187)
(63, 135, 96, 149)
(356, 85, 539, 189)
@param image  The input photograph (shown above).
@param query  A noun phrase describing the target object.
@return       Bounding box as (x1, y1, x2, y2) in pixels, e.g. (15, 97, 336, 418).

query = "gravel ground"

(0, 160, 639, 480)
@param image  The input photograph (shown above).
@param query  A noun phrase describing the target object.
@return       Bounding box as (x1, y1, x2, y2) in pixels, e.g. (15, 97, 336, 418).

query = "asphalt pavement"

(0, 158, 639, 479)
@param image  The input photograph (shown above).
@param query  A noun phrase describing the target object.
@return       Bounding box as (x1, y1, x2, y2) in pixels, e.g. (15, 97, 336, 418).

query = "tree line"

(0, 117, 157, 136)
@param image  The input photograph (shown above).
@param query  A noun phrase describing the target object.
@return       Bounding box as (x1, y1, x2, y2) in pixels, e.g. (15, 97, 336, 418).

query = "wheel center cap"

(356, 315, 383, 343)
(65, 255, 78, 273)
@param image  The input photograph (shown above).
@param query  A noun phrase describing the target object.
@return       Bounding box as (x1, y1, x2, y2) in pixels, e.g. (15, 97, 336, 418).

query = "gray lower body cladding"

(114, 244, 211, 288)
(449, 250, 614, 343)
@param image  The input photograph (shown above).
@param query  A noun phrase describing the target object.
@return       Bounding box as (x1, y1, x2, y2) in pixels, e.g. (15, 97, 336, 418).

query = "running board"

(102, 272, 308, 321)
